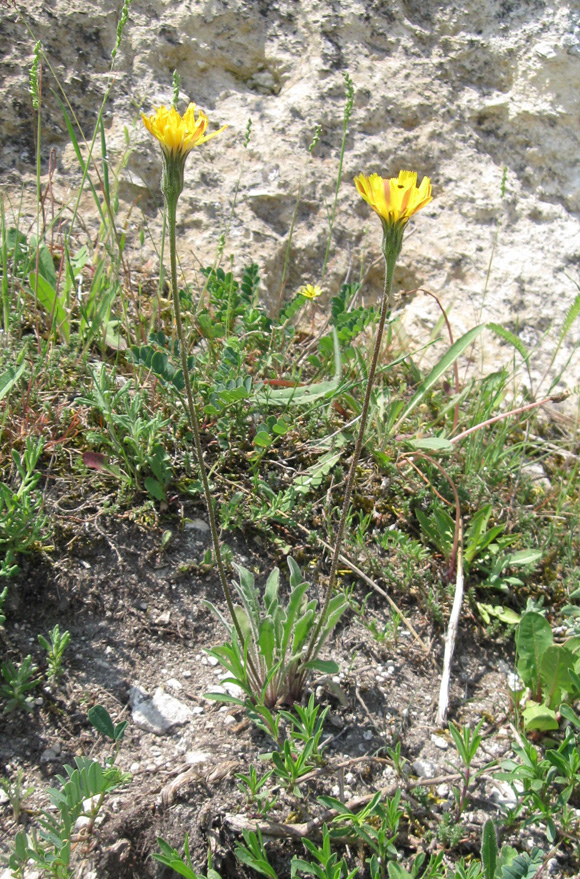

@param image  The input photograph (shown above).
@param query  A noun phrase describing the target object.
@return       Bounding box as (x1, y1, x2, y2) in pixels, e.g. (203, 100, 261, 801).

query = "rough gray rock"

(129, 683, 192, 735)
(1, 1, 579, 397)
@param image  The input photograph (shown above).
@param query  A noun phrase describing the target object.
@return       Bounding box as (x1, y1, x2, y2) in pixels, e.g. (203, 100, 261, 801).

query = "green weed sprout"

(38, 624, 71, 685)
(1, 655, 40, 713)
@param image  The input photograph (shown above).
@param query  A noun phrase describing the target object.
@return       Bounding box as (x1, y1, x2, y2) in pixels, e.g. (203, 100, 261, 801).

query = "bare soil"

(0, 498, 572, 878)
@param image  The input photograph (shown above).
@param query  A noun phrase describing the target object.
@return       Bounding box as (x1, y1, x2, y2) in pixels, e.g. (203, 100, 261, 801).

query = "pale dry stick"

(436, 519, 464, 726)
(293, 522, 429, 654)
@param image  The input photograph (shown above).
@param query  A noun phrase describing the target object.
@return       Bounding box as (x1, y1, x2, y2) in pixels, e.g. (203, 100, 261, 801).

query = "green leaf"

(522, 701, 558, 732)
(388, 864, 414, 879)
(35, 242, 58, 289)
(392, 324, 485, 430)
(292, 451, 342, 495)
(515, 612, 553, 698)
(405, 436, 454, 452)
(0, 362, 26, 403)
(477, 603, 520, 626)
(29, 272, 70, 343)
(256, 327, 342, 406)
(204, 692, 245, 705)
(539, 645, 576, 709)
(303, 659, 340, 674)
(145, 477, 166, 502)
(487, 322, 530, 362)
(505, 549, 543, 567)
(481, 819, 497, 879)
(88, 705, 115, 740)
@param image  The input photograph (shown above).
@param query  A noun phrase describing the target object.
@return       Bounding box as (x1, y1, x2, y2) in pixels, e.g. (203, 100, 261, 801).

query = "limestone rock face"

(1, 0, 579, 394)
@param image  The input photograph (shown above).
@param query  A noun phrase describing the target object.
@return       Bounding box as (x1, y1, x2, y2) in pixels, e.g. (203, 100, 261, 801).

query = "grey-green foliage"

(496, 724, 580, 843)
(38, 625, 71, 685)
(78, 363, 172, 500)
(205, 556, 346, 709)
(235, 829, 278, 879)
(153, 834, 222, 879)
(292, 827, 360, 879)
(1, 654, 40, 713)
(515, 611, 580, 730)
(480, 819, 544, 879)
(6, 706, 130, 879)
(318, 790, 404, 878)
(0, 436, 48, 577)
(8, 758, 130, 878)
(0, 768, 34, 822)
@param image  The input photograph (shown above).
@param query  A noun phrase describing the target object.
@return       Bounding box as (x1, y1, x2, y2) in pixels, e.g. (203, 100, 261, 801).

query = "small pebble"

(363, 730, 373, 741)
(431, 734, 448, 750)
(412, 759, 439, 779)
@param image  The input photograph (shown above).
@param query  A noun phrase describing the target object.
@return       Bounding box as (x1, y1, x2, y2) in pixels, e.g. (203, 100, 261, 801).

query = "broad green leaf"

(515, 612, 553, 698)
(477, 603, 520, 626)
(522, 701, 558, 732)
(560, 704, 580, 728)
(481, 819, 498, 879)
(506, 549, 543, 567)
(0, 362, 26, 402)
(36, 243, 58, 289)
(256, 327, 342, 406)
(303, 659, 340, 674)
(392, 324, 485, 430)
(88, 705, 115, 740)
(540, 645, 576, 709)
(103, 320, 127, 351)
(405, 436, 454, 452)
(145, 477, 166, 502)
(29, 272, 70, 343)
(388, 864, 414, 879)
(292, 451, 342, 495)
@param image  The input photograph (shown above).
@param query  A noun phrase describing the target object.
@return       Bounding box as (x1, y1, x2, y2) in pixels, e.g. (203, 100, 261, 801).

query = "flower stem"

(305, 254, 395, 663)
(166, 195, 260, 685)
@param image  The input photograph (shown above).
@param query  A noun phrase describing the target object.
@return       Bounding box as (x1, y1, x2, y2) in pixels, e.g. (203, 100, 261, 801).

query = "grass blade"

(392, 325, 485, 432)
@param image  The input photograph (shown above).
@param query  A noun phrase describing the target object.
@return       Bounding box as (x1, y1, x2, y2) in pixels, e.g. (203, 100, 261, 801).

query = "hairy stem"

(305, 255, 395, 664)
(166, 195, 260, 687)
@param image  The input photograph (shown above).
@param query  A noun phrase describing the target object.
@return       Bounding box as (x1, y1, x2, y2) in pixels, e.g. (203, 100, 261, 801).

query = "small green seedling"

(1, 655, 40, 713)
(38, 624, 71, 685)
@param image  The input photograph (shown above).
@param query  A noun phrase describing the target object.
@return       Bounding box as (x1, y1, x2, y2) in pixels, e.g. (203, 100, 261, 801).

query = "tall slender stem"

(305, 255, 395, 662)
(166, 196, 260, 686)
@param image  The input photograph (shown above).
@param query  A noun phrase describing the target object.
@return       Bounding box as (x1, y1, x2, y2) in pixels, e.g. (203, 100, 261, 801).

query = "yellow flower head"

(299, 284, 323, 300)
(354, 170, 432, 228)
(142, 103, 227, 160)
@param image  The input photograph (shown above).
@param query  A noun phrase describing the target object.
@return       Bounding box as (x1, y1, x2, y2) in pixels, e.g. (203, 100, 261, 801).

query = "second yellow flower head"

(299, 284, 323, 300)
(354, 170, 432, 228)
(142, 103, 227, 160)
